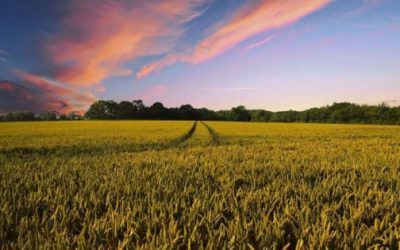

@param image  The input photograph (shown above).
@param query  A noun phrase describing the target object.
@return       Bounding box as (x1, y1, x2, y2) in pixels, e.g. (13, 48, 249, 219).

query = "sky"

(0, 0, 399, 113)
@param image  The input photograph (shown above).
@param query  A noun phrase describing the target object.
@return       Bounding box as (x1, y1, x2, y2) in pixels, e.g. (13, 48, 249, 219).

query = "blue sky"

(1, 0, 399, 113)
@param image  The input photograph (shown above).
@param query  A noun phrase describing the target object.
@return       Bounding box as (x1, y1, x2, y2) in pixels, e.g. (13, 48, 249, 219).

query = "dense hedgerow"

(0, 121, 399, 249)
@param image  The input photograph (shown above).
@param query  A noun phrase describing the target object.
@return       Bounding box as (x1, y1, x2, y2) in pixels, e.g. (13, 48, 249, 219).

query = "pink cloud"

(189, 0, 330, 63)
(137, 54, 181, 79)
(1, 70, 96, 113)
(48, 0, 206, 86)
(140, 85, 167, 101)
(137, 0, 331, 78)
(0, 82, 14, 91)
(2, 0, 207, 112)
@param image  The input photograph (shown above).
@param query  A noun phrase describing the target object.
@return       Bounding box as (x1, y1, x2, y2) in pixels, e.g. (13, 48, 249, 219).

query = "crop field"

(1, 121, 400, 249)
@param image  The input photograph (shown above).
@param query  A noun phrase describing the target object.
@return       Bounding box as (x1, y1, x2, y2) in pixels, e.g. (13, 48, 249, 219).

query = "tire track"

(200, 121, 220, 144)
(0, 121, 198, 157)
(175, 121, 197, 144)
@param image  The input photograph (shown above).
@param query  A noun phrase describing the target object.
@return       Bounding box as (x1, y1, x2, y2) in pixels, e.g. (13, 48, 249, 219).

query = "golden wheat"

(0, 121, 399, 249)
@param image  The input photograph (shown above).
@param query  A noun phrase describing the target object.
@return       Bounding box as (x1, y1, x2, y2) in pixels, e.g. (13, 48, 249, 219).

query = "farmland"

(1, 121, 400, 249)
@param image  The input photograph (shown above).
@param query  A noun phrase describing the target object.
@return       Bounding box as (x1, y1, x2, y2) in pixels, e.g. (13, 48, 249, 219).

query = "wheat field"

(1, 121, 399, 249)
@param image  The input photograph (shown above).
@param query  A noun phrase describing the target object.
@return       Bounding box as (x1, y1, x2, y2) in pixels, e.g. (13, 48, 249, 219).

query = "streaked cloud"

(0, 70, 95, 113)
(200, 87, 257, 90)
(2, 0, 207, 112)
(48, 0, 207, 86)
(137, 0, 331, 78)
(189, 0, 330, 63)
(243, 34, 278, 51)
(140, 85, 167, 101)
(344, 0, 385, 18)
(0, 49, 8, 63)
(137, 54, 181, 79)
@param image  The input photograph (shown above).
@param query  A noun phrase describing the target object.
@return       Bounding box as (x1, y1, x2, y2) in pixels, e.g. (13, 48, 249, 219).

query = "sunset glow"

(1, 0, 399, 113)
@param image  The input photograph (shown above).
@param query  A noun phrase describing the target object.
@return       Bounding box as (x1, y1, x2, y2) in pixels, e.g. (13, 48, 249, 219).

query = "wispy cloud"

(140, 85, 167, 100)
(0, 70, 95, 113)
(136, 54, 181, 79)
(48, 0, 207, 86)
(243, 34, 278, 51)
(137, 0, 331, 78)
(200, 87, 257, 90)
(188, 0, 330, 63)
(344, 0, 385, 18)
(2, 0, 208, 112)
(0, 49, 8, 63)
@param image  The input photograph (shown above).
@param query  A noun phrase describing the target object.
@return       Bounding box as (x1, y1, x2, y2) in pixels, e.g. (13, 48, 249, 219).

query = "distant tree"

(149, 102, 167, 119)
(231, 106, 251, 121)
(118, 101, 136, 119)
(271, 110, 299, 122)
(104, 101, 119, 119)
(179, 104, 197, 120)
(375, 102, 397, 124)
(197, 108, 218, 120)
(132, 100, 146, 118)
(132, 100, 145, 111)
(1, 111, 35, 121)
(59, 114, 69, 120)
(68, 112, 82, 120)
(251, 110, 272, 122)
(37, 112, 57, 121)
(80, 100, 400, 124)
(85, 100, 109, 119)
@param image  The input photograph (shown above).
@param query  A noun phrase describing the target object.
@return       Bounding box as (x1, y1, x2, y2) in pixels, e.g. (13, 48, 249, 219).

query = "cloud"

(2, 0, 208, 112)
(243, 34, 278, 51)
(0, 70, 95, 113)
(200, 87, 257, 90)
(344, 0, 385, 18)
(137, 0, 331, 78)
(363, 0, 384, 4)
(0, 49, 8, 63)
(137, 54, 181, 79)
(189, 0, 330, 63)
(140, 85, 167, 101)
(47, 0, 207, 86)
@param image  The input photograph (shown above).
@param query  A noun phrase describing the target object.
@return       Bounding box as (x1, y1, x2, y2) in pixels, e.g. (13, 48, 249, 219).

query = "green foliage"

(230, 106, 251, 121)
(1, 121, 400, 248)
(250, 110, 273, 122)
(2, 101, 400, 124)
(84, 100, 400, 124)
(0, 111, 35, 121)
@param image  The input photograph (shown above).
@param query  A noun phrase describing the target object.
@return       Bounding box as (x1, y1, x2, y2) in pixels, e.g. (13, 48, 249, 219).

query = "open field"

(1, 121, 400, 249)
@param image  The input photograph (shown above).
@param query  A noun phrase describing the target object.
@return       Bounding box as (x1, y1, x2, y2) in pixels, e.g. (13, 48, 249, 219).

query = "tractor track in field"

(200, 121, 220, 144)
(175, 121, 197, 144)
(0, 121, 226, 158)
(0, 121, 199, 157)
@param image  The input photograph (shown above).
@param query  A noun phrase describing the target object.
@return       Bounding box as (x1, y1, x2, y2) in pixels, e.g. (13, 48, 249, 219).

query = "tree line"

(1, 100, 400, 124)
(0, 111, 82, 121)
